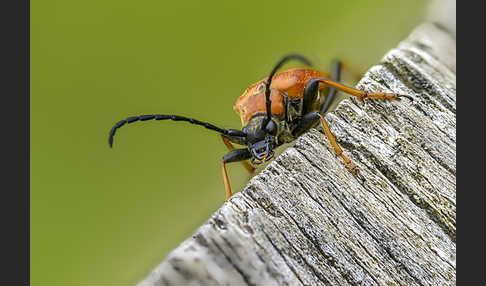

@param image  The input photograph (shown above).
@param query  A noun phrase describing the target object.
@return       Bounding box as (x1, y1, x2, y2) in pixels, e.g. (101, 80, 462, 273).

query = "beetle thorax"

(234, 84, 285, 126)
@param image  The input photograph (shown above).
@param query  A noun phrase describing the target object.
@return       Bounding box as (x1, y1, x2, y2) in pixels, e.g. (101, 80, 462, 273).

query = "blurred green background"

(31, 0, 427, 285)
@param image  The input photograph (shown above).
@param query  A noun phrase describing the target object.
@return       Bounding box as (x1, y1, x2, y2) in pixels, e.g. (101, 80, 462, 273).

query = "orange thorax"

(233, 68, 327, 126)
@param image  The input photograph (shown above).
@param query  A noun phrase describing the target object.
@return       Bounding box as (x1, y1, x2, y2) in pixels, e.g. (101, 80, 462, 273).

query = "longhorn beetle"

(108, 54, 412, 201)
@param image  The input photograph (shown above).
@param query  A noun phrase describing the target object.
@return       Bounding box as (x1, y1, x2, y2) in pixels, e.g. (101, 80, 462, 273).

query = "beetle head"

(241, 54, 312, 165)
(243, 115, 278, 165)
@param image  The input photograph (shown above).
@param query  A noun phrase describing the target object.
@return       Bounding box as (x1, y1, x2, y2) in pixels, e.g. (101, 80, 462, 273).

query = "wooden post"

(137, 4, 456, 286)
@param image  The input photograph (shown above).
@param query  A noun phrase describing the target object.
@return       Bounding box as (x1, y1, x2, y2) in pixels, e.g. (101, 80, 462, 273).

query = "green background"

(31, 0, 427, 285)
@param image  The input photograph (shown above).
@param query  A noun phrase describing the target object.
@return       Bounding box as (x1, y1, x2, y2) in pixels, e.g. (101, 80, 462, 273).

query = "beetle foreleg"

(221, 148, 252, 200)
(292, 111, 320, 138)
(221, 135, 255, 174)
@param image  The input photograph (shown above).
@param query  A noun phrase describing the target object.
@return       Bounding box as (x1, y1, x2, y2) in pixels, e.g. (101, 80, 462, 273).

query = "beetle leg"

(292, 111, 320, 138)
(307, 78, 413, 102)
(221, 135, 255, 174)
(316, 113, 357, 175)
(320, 60, 342, 114)
(292, 112, 357, 175)
(221, 148, 252, 200)
(302, 60, 343, 116)
(301, 77, 319, 116)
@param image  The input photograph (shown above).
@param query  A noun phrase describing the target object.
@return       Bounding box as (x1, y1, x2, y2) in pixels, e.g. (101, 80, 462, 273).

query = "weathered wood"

(137, 18, 456, 286)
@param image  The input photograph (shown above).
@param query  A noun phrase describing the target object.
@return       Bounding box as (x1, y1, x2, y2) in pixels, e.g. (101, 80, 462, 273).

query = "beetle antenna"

(108, 114, 245, 147)
(263, 54, 312, 126)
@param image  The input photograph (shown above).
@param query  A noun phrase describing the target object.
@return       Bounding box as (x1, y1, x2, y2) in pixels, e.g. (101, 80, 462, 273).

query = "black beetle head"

(243, 115, 278, 165)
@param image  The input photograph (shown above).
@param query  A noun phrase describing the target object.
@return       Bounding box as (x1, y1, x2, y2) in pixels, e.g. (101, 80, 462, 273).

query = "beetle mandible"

(108, 54, 412, 201)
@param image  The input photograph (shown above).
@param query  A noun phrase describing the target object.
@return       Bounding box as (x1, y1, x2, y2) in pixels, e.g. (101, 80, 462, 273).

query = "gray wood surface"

(137, 17, 456, 286)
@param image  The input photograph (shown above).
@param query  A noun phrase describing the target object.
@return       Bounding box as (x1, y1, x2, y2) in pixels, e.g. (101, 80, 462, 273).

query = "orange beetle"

(109, 54, 412, 201)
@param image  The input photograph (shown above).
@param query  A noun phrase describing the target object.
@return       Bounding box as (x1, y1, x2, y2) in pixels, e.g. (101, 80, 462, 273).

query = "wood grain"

(137, 20, 456, 286)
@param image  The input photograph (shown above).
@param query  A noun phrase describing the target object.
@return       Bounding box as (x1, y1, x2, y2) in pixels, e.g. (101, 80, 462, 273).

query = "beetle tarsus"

(398, 94, 414, 103)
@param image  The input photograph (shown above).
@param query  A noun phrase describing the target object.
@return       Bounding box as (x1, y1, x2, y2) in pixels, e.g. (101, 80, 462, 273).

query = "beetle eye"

(265, 120, 277, 135)
(257, 83, 265, 92)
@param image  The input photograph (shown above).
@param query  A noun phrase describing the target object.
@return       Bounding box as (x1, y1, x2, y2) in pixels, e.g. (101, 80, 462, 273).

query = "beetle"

(108, 54, 412, 201)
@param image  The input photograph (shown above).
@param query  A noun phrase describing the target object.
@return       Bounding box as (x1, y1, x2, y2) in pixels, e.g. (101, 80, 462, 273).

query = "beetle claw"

(398, 94, 414, 103)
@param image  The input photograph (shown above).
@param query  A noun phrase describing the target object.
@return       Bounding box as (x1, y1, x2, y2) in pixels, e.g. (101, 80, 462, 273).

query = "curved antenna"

(263, 54, 312, 126)
(108, 114, 246, 147)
